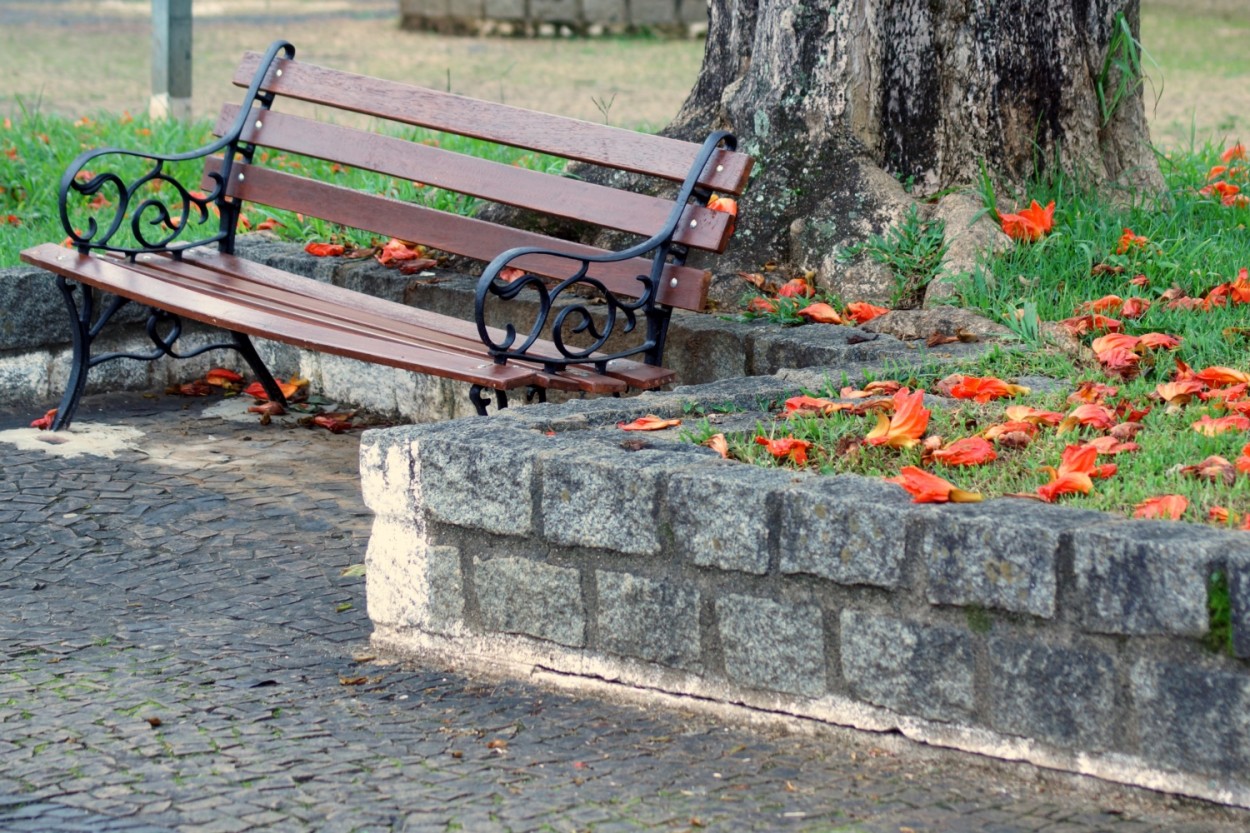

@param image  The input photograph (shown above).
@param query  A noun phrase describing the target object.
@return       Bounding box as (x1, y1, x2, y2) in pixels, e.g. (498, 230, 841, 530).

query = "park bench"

(20, 40, 752, 430)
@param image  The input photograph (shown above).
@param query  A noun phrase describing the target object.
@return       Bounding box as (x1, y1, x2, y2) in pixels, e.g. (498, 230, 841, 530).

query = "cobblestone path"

(1, 394, 1248, 833)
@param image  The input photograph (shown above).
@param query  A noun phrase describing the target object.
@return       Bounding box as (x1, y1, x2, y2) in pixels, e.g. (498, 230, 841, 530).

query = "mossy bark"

(668, 0, 1164, 303)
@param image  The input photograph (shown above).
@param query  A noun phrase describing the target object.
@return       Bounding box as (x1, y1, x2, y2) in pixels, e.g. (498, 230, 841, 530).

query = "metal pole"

(151, 0, 192, 120)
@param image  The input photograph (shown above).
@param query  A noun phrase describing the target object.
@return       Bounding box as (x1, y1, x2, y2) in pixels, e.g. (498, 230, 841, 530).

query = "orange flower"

(243, 377, 307, 402)
(865, 388, 930, 448)
(746, 296, 778, 314)
(946, 375, 1029, 404)
(776, 278, 814, 298)
(375, 238, 426, 266)
(755, 435, 812, 465)
(1195, 366, 1250, 387)
(1202, 383, 1247, 404)
(704, 433, 730, 459)
(1036, 444, 1098, 502)
(1179, 455, 1236, 486)
(1000, 200, 1055, 242)
(982, 420, 1038, 443)
(783, 394, 850, 416)
(305, 241, 346, 257)
(844, 301, 889, 324)
(1067, 382, 1119, 404)
(1115, 228, 1149, 254)
(1083, 435, 1140, 455)
(840, 380, 903, 399)
(1119, 297, 1151, 319)
(1192, 414, 1250, 436)
(1078, 294, 1123, 313)
(1135, 332, 1181, 351)
(1058, 403, 1117, 433)
(1002, 405, 1063, 426)
(1133, 495, 1189, 521)
(29, 409, 58, 431)
(1236, 442, 1250, 474)
(1155, 379, 1206, 408)
(931, 437, 997, 467)
(618, 415, 682, 431)
(885, 466, 982, 504)
(1222, 143, 1247, 163)
(706, 194, 738, 216)
(1090, 333, 1139, 355)
(796, 302, 843, 324)
(1056, 314, 1122, 337)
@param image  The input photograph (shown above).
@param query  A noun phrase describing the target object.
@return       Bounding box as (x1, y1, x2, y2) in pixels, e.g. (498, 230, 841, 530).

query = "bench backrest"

(208, 51, 753, 313)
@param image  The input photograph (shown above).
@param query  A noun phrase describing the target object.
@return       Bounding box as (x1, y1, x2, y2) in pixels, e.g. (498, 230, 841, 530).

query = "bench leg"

(468, 385, 509, 416)
(229, 332, 288, 408)
(50, 277, 98, 431)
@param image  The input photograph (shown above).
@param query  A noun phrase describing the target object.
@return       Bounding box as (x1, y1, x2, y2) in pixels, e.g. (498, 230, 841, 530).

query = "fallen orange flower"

(1202, 383, 1248, 404)
(746, 296, 778, 314)
(618, 415, 682, 431)
(312, 413, 358, 433)
(982, 420, 1038, 446)
(1090, 333, 1139, 355)
(1180, 455, 1236, 486)
(776, 278, 815, 298)
(885, 466, 982, 504)
(30, 409, 58, 431)
(784, 394, 850, 416)
(796, 302, 843, 324)
(1192, 414, 1250, 436)
(1237, 441, 1250, 473)
(305, 241, 346, 257)
(1067, 382, 1119, 404)
(1078, 294, 1123, 313)
(1155, 379, 1205, 408)
(1036, 444, 1098, 503)
(1115, 228, 1149, 254)
(247, 400, 286, 417)
(255, 217, 283, 231)
(1083, 435, 1140, 455)
(1057, 314, 1122, 337)
(1119, 297, 1151, 319)
(204, 367, 244, 388)
(1195, 366, 1250, 387)
(947, 375, 1029, 404)
(704, 433, 730, 459)
(1135, 332, 1181, 351)
(1003, 405, 1063, 426)
(1096, 347, 1140, 379)
(706, 194, 738, 216)
(375, 238, 426, 267)
(1222, 143, 1246, 163)
(931, 437, 997, 467)
(1133, 494, 1188, 521)
(999, 200, 1055, 242)
(844, 301, 889, 324)
(755, 436, 812, 466)
(865, 388, 930, 448)
(243, 377, 307, 402)
(1058, 403, 1117, 433)
(840, 380, 903, 399)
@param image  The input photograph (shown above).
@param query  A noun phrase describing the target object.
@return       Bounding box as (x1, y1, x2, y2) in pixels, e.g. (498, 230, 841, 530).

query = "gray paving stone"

(0, 390, 1247, 833)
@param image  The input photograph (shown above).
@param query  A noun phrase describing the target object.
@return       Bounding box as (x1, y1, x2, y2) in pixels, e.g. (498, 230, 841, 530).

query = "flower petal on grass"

(796, 302, 843, 324)
(947, 375, 1029, 403)
(885, 466, 982, 503)
(1191, 414, 1250, 437)
(755, 436, 812, 466)
(931, 437, 997, 467)
(1000, 200, 1055, 242)
(1133, 494, 1189, 520)
(864, 388, 930, 448)
(704, 433, 730, 459)
(1058, 403, 1117, 433)
(1003, 406, 1063, 426)
(784, 395, 850, 417)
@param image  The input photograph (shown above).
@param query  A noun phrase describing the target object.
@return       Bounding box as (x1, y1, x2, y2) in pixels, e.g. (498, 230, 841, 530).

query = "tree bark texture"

(669, 0, 1165, 302)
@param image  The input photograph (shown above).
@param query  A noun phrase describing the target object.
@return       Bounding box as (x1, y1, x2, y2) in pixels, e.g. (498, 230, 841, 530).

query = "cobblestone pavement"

(2, 393, 1250, 833)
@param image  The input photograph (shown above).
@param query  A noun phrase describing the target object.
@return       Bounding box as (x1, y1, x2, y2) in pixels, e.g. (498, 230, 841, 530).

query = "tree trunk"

(669, 0, 1164, 306)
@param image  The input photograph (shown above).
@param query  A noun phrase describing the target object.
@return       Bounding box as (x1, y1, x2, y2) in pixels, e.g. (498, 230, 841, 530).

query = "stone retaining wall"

(361, 382, 1250, 809)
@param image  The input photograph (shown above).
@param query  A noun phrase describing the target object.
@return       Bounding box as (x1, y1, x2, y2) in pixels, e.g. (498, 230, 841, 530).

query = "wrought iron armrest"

(58, 40, 295, 259)
(473, 130, 737, 373)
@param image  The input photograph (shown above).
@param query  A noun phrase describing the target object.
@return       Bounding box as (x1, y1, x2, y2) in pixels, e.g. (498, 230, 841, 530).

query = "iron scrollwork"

(56, 40, 296, 259)
(473, 130, 737, 373)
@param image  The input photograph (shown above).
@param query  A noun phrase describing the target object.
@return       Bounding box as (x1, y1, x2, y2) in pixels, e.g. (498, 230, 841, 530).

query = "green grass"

(713, 141, 1250, 527)
(0, 105, 562, 265)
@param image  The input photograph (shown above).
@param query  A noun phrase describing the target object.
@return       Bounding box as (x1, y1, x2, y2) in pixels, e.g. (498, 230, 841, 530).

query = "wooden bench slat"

(21, 244, 539, 391)
(232, 52, 753, 196)
(143, 252, 630, 395)
(179, 250, 673, 391)
(210, 159, 711, 311)
(216, 106, 734, 254)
